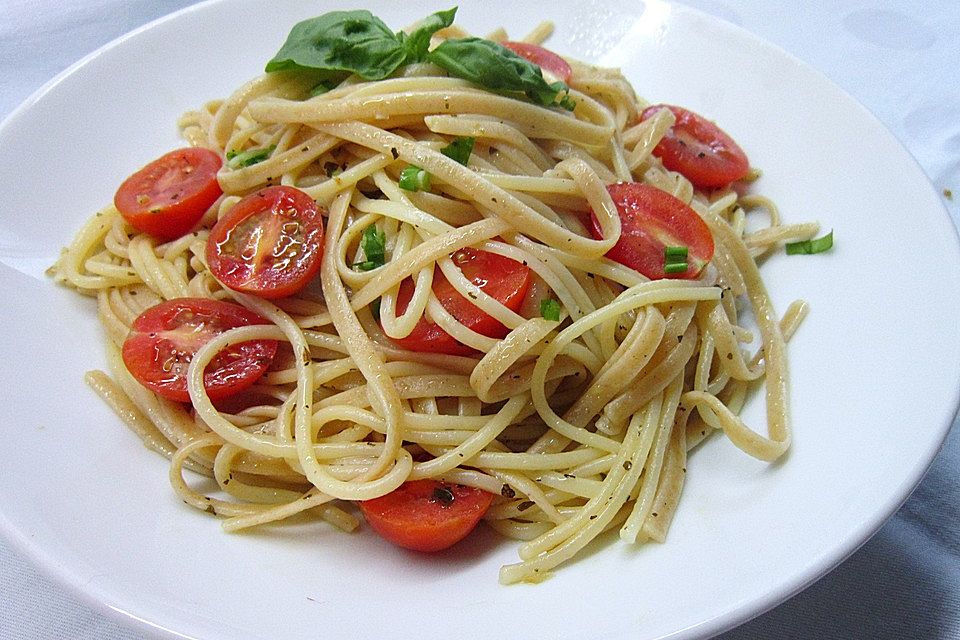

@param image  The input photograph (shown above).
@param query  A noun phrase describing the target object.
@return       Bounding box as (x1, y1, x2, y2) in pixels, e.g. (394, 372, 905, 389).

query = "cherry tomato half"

(589, 182, 714, 280)
(121, 298, 278, 402)
(114, 147, 223, 241)
(641, 104, 750, 189)
(502, 41, 573, 83)
(206, 186, 325, 300)
(385, 248, 531, 356)
(358, 480, 495, 552)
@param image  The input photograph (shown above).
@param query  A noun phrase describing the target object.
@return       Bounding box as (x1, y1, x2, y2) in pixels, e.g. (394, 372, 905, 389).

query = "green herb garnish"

(440, 136, 476, 166)
(226, 145, 276, 169)
(265, 8, 575, 111)
(663, 245, 689, 274)
(426, 37, 574, 110)
(398, 165, 431, 192)
(265, 8, 457, 81)
(540, 298, 561, 321)
(785, 230, 834, 255)
(353, 225, 387, 271)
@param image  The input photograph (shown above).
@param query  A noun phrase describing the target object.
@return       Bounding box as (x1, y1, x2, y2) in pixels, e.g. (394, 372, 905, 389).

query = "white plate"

(1, 1, 958, 639)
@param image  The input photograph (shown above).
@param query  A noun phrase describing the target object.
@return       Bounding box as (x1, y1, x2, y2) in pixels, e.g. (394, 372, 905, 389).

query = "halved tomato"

(358, 480, 495, 552)
(589, 182, 714, 280)
(385, 248, 531, 356)
(114, 147, 223, 241)
(502, 41, 573, 83)
(206, 185, 325, 299)
(641, 104, 750, 189)
(121, 297, 278, 402)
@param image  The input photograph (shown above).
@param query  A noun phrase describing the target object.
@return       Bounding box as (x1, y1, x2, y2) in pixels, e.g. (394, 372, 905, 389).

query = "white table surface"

(1, 0, 958, 638)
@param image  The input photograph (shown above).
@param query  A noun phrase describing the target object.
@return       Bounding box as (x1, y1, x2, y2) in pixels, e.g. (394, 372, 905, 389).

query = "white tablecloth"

(2, 1, 958, 638)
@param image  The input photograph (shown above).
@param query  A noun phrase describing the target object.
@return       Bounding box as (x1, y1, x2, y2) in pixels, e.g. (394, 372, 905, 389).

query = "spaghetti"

(50, 10, 819, 584)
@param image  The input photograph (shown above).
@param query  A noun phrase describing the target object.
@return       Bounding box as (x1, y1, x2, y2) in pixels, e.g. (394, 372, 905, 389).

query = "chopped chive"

(398, 165, 431, 192)
(353, 225, 387, 271)
(440, 137, 475, 166)
(785, 230, 834, 255)
(665, 246, 689, 261)
(664, 262, 689, 274)
(540, 298, 561, 322)
(225, 145, 276, 169)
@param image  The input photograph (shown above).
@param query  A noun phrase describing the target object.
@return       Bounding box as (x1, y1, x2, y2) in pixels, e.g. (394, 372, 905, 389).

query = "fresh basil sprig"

(265, 8, 457, 81)
(426, 38, 574, 110)
(265, 7, 575, 111)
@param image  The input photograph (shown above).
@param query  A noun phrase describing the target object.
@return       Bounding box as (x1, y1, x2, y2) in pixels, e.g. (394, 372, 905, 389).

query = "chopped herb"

(540, 298, 561, 321)
(370, 297, 381, 320)
(353, 225, 387, 271)
(664, 245, 688, 261)
(440, 136, 475, 166)
(324, 161, 343, 177)
(398, 165, 431, 192)
(785, 230, 834, 255)
(500, 485, 516, 498)
(430, 486, 455, 506)
(226, 145, 276, 169)
(663, 245, 689, 274)
(944, 188, 954, 201)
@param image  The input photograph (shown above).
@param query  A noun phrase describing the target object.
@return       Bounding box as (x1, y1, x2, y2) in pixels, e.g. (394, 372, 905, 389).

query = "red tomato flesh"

(121, 298, 277, 402)
(502, 41, 573, 83)
(206, 186, 325, 300)
(590, 182, 714, 280)
(114, 147, 223, 241)
(641, 104, 750, 189)
(358, 480, 495, 552)
(385, 248, 531, 356)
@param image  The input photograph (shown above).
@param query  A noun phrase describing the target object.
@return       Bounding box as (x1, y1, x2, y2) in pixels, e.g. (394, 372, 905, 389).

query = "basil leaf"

(427, 38, 574, 110)
(265, 10, 406, 80)
(265, 8, 456, 83)
(402, 7, 457, 63)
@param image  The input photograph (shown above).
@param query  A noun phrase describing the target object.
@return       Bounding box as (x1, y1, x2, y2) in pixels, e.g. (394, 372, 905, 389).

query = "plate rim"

(1, 1, 959, 639)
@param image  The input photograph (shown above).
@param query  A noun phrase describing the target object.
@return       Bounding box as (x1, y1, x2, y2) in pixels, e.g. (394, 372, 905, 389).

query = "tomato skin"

(358, 480, 495, 552)
(641, 104, 750, 189)
(114, 147, 223, 241)
(589, 182, 714, 280)
(121, 298, 277, 402)
(385, 248, 531, 356)
(206, 186, 325, 300)
(502, 41, 573, 83)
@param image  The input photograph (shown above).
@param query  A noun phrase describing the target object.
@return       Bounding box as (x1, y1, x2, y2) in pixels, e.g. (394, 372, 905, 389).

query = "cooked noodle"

(50, 18, 816, 584)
